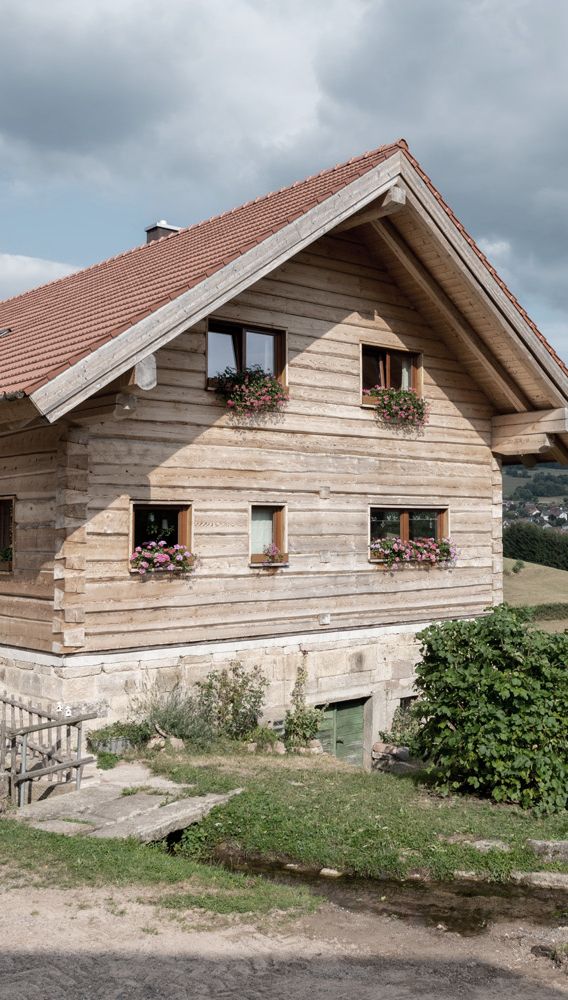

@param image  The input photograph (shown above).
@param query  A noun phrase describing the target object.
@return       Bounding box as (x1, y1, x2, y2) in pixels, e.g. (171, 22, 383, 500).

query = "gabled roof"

(0, 138, 566, 423)
(0, 142, 401, 397)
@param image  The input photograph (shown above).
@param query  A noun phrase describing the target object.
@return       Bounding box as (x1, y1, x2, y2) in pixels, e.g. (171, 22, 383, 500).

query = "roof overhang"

(9, 147, 567, 437)
(27, 153, 406, 423)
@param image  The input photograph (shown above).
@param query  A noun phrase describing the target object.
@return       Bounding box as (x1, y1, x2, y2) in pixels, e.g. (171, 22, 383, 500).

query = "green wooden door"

(317, 699, 365, 766)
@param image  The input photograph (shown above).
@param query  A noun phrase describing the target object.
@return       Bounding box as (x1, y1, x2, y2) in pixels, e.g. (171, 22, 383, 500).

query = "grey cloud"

(0, 0, 566, 355)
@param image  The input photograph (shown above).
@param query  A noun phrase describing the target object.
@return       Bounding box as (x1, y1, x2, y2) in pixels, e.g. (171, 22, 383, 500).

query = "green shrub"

(378, 704, 423, 750)
(247, 725, 279, 750)
(413, 605, 568, 813)
(284, 662, 324, 748)
(196, 661, 268, 741)
(87, 721, 152, 754)
(529, 603, 568, 622)
(503, 522, 568, 570)
(130, 663, 268, 747)
(96, 751, 119, 770)
(511, 559, 525, 574)
(130, 680, 216, 749)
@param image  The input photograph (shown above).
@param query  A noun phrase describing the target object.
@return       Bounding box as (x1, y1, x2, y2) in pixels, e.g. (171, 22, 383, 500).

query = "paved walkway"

(13, 761, 238, 841)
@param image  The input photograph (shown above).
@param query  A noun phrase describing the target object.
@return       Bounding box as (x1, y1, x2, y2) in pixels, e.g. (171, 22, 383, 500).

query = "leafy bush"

(504, 522, 568, 570)
(413, 605, 568, 813)
(511, 559, 525, 574)
(96, 751, 119, 770)
(130, 680, 216, 749)
(87, 721, 152, 753)
(530, 602, 568, 622)
(378, 704, 423, 750)
(247, 725, 279, 750)
(197, 661, 268, 740)
(284, 662, 324, 748)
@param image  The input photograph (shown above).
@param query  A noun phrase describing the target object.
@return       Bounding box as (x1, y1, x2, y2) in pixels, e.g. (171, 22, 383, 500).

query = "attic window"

(361, 346, 421, 402)
(0, 328, 11, 338)
(207, 321, 286, 386)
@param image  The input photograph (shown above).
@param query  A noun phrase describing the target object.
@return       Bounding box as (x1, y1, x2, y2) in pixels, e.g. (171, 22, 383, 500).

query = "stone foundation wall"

(0, 623, 424, 758)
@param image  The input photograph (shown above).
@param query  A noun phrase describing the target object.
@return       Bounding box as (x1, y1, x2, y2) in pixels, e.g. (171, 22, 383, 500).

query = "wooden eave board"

(397, 158, 568, 407)
(362, 225, 513, 413)
(28, 155, 405, 423)
(386, 208, 551, 409)
(20, 146, 568, 425)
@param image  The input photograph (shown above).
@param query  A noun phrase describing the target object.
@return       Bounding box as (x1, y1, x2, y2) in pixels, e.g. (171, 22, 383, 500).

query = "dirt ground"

(1, 883, 567, 999)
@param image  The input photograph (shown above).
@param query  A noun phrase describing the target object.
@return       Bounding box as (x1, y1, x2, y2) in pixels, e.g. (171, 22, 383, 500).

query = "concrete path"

(13, 761, 239, 842)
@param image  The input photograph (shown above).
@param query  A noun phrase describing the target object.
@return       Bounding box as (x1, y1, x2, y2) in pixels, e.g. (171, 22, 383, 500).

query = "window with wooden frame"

(250, 505, 287, 565)
(369, 507, 448, 548)
(207, 321, 286, 387)
(131, 502, 191, 552)
(0, 497, 14, 572)
(361, 345, 421, 404)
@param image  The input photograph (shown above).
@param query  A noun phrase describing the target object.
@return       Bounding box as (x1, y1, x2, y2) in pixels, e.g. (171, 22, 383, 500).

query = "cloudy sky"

(1, 0, 567, 358)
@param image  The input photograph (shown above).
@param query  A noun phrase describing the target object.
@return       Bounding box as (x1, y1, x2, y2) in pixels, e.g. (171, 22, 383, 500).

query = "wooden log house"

(0, 140, 567, 765)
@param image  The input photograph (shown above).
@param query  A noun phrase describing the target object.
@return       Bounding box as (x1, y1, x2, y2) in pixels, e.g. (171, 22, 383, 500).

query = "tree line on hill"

(510, 469, 568, 500)
(503, 522, 568, 571)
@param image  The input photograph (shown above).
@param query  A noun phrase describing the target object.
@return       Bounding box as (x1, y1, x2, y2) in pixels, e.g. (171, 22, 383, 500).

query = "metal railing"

(0, 692, 97, 806)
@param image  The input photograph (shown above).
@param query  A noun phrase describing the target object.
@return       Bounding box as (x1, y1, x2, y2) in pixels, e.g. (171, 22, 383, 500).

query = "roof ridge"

(0, 139, 403, 309)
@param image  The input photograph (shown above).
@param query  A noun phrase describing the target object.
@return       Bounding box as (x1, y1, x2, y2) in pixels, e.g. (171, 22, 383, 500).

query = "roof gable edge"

(399, 155, 568, 406)
(29, 153, 404, 422)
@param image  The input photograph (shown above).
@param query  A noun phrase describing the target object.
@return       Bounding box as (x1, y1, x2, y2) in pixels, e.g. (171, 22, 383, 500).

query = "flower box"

(250, 552, 289, 567)
(130, 541, 196, 576)
(215, 365, 288, 416)
(364, 387, 430, 428)
(369, 537, 456, 569)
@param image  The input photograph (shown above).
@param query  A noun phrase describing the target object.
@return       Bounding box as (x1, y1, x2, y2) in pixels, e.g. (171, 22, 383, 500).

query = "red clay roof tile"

(0, 139, 565, 399)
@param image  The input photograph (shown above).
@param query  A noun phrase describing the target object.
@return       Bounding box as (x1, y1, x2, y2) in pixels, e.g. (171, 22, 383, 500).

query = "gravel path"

(0, 884, 567, 999)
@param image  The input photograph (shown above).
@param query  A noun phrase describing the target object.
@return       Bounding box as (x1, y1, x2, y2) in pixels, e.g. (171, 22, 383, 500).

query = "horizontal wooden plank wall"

(80, 230, 500, 652)
(0, 424, 60, 650)
(373, 211, 551, 409)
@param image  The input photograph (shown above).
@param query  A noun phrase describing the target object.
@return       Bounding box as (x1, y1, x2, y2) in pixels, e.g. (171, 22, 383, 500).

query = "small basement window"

(370, 507, 448, 547)
(207, 321, 286, 386)
(0, 497, 14, 572)
(132, 503, 191, 551)
(361, 346, 420, 403)
(250, 505, 287, 565)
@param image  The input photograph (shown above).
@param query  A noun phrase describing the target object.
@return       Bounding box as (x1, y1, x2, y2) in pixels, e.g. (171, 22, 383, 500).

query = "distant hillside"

(503, 461, 568, 501)
(503, 558, 568, 632)
(503, 521, 568, 570)
(503, 558, 568, 605)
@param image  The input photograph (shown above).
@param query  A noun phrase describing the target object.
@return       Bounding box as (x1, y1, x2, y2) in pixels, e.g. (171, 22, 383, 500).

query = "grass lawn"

(149, 751, 568, 883)
(503, 559, 568, 632)
(0, 817, 315, 916)
(503, 558, 568, 608)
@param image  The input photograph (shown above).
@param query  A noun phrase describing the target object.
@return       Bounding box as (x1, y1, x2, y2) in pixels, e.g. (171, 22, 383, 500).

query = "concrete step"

(88, 791, 240, 842)
(13, 760, 241, 843)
